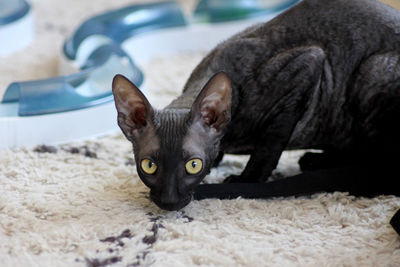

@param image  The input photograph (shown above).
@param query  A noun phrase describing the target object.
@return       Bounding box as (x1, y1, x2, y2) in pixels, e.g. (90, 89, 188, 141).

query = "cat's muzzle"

(150, 191, 193, 211)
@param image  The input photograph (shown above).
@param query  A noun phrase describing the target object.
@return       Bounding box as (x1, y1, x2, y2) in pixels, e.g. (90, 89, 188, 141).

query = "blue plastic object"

(194, 0, 300, 22)
(2, 0, 299, 116)
(3, 1, 186, 116)
(0, 0, 29, 25)
(63, 1, 187, 61)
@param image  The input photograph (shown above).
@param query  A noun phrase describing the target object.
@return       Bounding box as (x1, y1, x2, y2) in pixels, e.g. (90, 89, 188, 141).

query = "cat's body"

(171, 0, 400, 154)
(113, 0, 400, 211)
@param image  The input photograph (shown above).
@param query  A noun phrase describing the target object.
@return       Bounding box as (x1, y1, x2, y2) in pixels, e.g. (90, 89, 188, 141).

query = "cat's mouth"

(150, 192, 193, 211)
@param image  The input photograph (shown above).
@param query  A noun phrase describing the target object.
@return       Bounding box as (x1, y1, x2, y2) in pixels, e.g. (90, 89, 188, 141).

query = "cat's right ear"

(190, 72, 232, 134)
(112, 74, 154, 141)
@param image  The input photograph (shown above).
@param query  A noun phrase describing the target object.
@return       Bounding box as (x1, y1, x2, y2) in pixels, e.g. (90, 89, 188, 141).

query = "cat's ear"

(190, 72, 232, 133)
(112, 74, 154, 140)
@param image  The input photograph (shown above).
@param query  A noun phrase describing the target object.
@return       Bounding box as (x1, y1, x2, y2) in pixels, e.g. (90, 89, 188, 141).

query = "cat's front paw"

(223, 175, 248, 183)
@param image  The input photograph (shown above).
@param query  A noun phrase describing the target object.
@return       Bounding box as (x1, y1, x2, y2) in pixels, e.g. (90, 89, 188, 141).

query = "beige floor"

(382, 0, 400, 9)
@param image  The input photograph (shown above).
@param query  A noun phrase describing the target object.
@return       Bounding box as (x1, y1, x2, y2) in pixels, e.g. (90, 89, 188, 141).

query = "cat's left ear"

(112, 74, 154, 141)
(190, 72, 232, 133)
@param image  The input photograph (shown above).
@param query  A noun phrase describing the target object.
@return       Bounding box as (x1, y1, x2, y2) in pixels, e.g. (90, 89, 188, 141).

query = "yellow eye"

(141, 159, 157, 175)
(185, 159, 203, 175)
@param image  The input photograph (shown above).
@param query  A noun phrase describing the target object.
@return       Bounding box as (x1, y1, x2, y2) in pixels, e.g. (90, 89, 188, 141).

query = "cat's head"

(112, 72, 231, 210)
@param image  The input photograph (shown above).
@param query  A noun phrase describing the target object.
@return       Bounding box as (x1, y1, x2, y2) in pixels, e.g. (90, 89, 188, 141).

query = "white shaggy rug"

(1, 0, 400, 266)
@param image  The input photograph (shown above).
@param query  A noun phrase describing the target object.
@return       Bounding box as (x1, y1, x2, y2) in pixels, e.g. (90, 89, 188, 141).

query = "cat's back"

(243, 0, 400, 51)
(218, 0, 400, 89)
(172, 0, 400, 110)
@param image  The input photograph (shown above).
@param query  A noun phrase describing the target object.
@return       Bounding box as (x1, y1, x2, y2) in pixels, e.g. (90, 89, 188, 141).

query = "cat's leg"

(346, 52, 400, 236)
(296, 52, 400, 180)
(298, 149, 355, 171)
(225, 46, 327, 183)
(212, 151, 224, 167)
(349, 51, 400, 178)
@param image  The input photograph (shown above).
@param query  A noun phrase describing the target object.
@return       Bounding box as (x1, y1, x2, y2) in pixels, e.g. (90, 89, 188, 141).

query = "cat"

(112, 0, 400, 212)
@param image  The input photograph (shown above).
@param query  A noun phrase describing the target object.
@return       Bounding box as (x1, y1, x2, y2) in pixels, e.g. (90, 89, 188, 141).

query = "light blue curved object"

(0, 0, 29, 25)
(0, 0, 33, 57)
(194, 0, 300, 22)
(2, 0, 300, 116)
(63, 1, 187, 61)
(2, 1, 186, 116)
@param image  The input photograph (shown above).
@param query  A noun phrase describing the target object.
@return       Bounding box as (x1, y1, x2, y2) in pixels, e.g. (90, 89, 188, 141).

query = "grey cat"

(112, 0, 400, 211)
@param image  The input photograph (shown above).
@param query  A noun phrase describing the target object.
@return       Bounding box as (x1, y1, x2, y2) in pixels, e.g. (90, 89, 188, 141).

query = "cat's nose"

(160, 186, 179, 206)
(150, 187, 192, 211)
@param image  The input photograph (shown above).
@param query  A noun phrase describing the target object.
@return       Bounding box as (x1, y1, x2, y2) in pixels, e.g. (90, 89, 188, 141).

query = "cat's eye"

(185, 158, 203, 175)
(141, 159, 157, 175)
